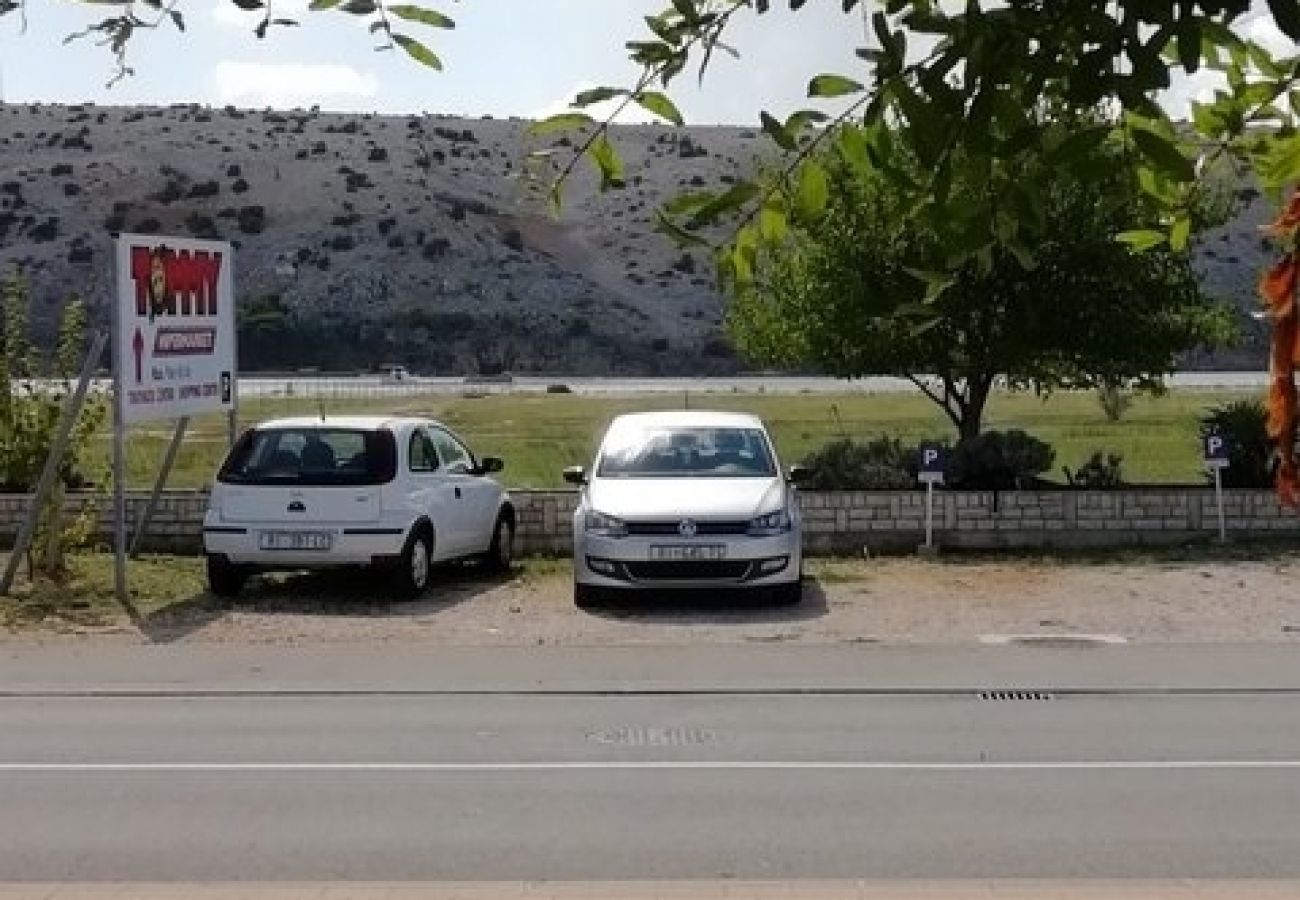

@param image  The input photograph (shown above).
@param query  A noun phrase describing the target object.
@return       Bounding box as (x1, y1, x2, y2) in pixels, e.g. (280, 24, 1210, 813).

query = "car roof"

(606, 410, 767, 430)
(252, 415, 434, 431)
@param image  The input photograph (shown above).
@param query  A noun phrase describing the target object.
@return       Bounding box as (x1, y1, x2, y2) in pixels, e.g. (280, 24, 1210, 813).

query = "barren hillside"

(0, 102, 1274, 374)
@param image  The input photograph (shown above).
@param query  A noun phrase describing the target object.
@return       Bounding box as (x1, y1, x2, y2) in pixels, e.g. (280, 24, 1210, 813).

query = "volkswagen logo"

(677, 518, 698, 538)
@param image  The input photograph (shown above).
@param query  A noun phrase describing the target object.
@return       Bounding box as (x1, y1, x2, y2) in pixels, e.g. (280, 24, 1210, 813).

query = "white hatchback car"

(203, 416, 515, 598)
(566, 411, 807, 606)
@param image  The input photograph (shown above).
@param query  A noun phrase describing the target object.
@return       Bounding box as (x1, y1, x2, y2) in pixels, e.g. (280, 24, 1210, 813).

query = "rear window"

(218, 427, 397, 486)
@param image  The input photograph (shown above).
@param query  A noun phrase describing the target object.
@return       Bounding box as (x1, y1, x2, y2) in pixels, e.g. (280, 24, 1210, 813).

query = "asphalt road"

(1, 645, 1298, 881)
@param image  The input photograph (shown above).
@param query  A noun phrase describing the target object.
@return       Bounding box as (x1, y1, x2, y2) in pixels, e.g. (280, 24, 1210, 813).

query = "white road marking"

(0, 760, 1298, 772)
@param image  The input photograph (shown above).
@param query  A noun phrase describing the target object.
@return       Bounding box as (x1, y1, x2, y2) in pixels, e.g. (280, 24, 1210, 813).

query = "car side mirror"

(478, 456, 505, 475)
(787, 464, 812, 485)
(562, 465, 587, 486)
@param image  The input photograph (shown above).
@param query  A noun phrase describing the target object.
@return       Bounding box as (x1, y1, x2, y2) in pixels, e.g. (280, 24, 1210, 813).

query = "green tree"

(729, 123, 1234, 441)
(0, 272, 108, 578)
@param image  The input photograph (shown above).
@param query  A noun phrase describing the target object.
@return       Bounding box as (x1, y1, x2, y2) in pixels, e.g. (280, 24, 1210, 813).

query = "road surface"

(0, 644, 1298, 882)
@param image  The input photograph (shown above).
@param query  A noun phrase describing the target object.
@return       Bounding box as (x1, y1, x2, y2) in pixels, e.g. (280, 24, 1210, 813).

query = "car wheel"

(574, 582, 601, 610)
(206, 555, 247, 599)
(483, 514, 515, 573)
(771, 580, 803, 606)
(393, 529, 432, 598)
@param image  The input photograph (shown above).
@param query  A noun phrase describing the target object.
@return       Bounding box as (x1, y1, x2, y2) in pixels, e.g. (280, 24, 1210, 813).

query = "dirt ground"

(7, 551, 1300, 646)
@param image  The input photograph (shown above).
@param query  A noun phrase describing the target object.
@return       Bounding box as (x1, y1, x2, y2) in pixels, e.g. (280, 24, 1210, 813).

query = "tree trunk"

(957, 378, 993, 443)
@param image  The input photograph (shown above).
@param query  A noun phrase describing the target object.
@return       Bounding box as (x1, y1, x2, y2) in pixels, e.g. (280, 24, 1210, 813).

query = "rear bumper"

(202, 516, 408, 567)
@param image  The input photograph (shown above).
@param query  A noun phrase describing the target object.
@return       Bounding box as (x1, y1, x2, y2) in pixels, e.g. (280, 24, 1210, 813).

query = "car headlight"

(748, 508, 792, 536)
(584, 511, 628, 538)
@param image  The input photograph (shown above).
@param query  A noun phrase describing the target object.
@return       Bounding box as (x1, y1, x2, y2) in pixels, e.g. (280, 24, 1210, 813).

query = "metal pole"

(1214, 467, 1227, 542)
(113, 335, 128, 603)
(925, 480, 935, 549)
(0, 331, 108, 596)
(129, 416, 189, 559)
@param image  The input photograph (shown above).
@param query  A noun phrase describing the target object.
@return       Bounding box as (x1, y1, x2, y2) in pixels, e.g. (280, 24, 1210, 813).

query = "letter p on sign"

(919, 443, 946, 485)
(1204, 432, 1229, 470)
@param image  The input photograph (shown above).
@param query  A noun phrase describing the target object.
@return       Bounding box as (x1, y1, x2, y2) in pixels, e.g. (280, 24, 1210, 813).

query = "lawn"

(92, 386, 1260, 491)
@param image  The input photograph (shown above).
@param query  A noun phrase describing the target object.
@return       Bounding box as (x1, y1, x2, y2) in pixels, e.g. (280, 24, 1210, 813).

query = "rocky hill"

(0, 102, 1276, 375)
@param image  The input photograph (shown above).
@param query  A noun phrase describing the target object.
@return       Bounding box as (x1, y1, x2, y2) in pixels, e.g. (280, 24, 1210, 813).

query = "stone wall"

(1, 489, 1297, 557)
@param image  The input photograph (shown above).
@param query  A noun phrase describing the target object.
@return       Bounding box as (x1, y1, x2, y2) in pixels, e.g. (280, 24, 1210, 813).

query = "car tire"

(771, 580, 803, 606)
(483, 514, 515, 573)
(393, 529, 433, 599)
(206, 555, 247, 599)
(574, 582, 601, 610)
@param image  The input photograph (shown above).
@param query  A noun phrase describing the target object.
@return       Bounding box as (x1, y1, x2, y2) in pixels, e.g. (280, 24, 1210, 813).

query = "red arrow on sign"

(132, 327, 144, 384)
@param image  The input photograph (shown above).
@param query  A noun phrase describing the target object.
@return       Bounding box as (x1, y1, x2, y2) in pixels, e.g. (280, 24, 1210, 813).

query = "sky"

(0, 0, 863, 124)
(0, 1, 1294, 125)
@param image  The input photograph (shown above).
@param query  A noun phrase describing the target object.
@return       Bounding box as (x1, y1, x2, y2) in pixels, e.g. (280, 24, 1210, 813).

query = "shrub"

(949, 430, 1055, 490)
(797, 437, 918, 490)
(1096, 379, 1135, 423)
(1198, 400, 1272, 488)
(546, 383, 573, 394)
(1063, 451, 1126, 489)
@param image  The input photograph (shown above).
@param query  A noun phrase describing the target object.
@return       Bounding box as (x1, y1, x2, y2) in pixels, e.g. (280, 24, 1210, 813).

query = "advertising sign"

(114, 234, 236, 424)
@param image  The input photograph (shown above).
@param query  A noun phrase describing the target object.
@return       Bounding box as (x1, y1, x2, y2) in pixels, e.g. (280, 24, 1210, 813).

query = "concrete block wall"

(1, 489, 1298, 556)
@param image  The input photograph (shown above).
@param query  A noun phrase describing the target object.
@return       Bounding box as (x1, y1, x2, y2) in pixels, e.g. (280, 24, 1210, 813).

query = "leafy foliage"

(1096, 379, 1137, 424)
(1199, 399, 1274, 488)
(948, 430, 1055, 492)
(0, 272, 108, 578)
(796, 436, 918, 491)
(1063, 451, 1127, 490)
(727, 121, 1233, 440)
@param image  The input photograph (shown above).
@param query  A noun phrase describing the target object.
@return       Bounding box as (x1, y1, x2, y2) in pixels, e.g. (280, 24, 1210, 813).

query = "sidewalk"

(3, 882, 1300, 898)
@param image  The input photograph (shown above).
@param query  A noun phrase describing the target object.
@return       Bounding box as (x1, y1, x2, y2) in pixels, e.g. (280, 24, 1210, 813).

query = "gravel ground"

(9, 554, 1300, 646)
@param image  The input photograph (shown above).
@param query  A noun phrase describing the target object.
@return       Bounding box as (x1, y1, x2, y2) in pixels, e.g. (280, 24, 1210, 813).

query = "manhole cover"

(586, 726, 719, 746)
(977, 690, 1055, 701)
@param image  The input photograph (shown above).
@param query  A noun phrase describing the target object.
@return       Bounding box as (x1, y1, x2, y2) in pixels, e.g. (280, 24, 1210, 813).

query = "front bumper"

(574, 530, 802, 590)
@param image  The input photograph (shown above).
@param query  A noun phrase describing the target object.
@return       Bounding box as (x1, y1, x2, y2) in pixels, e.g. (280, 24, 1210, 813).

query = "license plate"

(649, 544, 727, 561)
(259, 531, 332, 551)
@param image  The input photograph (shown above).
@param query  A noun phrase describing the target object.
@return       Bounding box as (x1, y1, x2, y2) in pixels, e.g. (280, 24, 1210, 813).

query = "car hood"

(586, 476, 786, 521)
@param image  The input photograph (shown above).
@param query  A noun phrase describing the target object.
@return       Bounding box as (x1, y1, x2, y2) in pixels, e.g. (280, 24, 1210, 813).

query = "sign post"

(917, 443, 946, 556)
(112, 234, 237, 598)
(1203, 431, 1230, 543)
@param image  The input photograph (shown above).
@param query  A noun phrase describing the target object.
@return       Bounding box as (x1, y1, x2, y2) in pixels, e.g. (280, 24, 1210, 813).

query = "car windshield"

(218, 427, 397, 486)
(596, 425, 776, 478)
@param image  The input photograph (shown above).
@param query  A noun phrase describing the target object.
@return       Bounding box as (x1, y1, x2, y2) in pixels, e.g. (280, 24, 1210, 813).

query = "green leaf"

(1170, 215, 1191, 251)
(1116, 229, 1169, 252)
(836, 125, 870, 175)
(340, 0, 375, 13)
(231, 0, 263, 9)
(1130, 129, 1195, 182)
(687, 181, 761, 227)
(760, 111, 795, 151)
(572, 87, 626, 108)
(527, 112, 594, 136)
(758, 204, 788, 243)
(634, 91, 684, 126)
(388, 5, 454, 27)
(589, 134, 624, 190)
(795, 160, 830, 223)
(308, 0, 341, 9)
(808, 73, 864, 98)
(904, 268, 956, 304)
(654, 210, 710, 247)
(391, 33, 441, 69)
(1257, 133, 1300, 187)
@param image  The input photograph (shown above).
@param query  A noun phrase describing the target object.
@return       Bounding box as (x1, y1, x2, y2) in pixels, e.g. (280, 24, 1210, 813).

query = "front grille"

(625, 521, 750, 536)
(623, 560, 753, 582)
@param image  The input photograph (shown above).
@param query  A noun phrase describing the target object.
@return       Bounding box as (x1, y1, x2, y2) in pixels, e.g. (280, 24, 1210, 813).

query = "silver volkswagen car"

(566, 411, 806, 606)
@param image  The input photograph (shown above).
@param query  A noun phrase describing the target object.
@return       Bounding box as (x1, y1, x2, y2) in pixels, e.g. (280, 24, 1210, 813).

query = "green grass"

(95, 387, 1260, 491)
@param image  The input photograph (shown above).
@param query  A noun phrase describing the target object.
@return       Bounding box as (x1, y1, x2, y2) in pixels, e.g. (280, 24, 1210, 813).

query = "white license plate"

(259, 531, 332, 551)
(649, 544, 727, 561)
